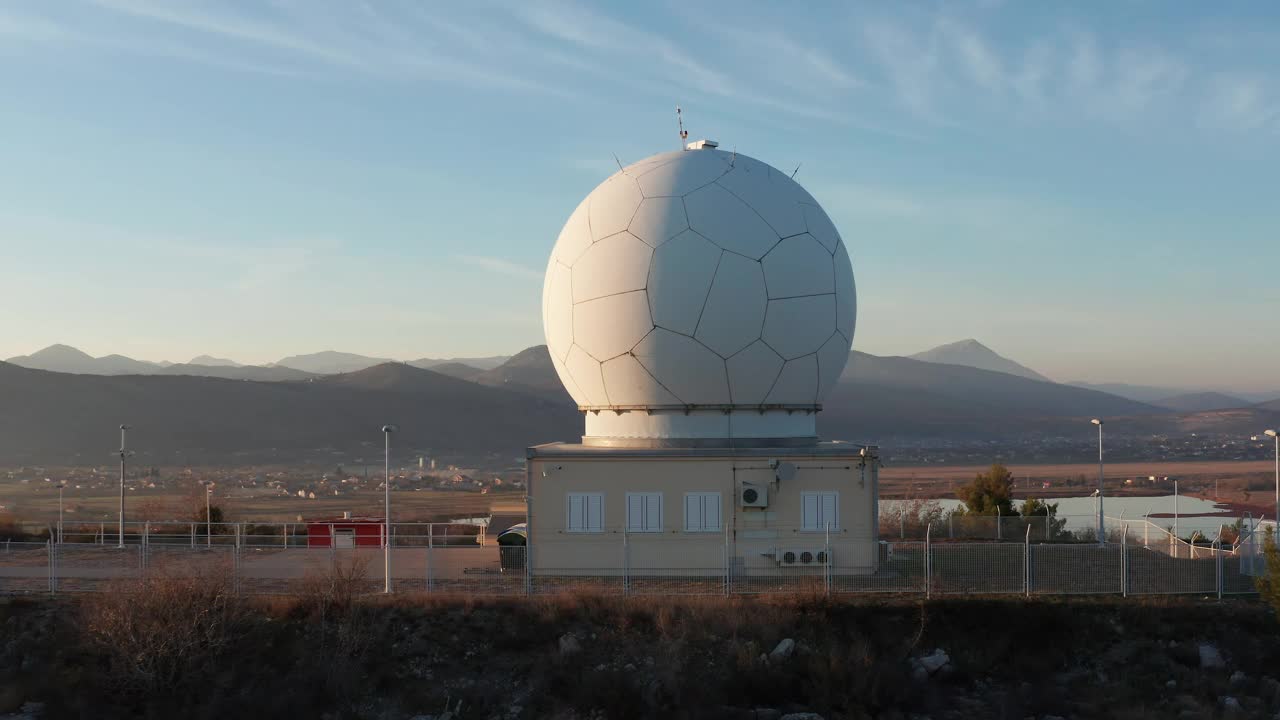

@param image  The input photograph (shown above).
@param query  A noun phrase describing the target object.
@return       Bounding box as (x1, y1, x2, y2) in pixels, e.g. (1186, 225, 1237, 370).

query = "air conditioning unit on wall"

(739, 482, 768, 508)
(776, 548, 829, 566)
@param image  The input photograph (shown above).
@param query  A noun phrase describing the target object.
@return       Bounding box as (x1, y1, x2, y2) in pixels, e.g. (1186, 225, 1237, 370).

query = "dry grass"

(78, 557, 250, 695)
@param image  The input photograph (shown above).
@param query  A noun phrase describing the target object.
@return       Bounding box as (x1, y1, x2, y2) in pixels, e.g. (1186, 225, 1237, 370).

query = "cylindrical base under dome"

(581, 408, 819, 449)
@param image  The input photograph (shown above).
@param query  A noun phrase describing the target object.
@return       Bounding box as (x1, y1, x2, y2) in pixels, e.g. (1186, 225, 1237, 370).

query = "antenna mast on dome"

(676, 106, 688, 150)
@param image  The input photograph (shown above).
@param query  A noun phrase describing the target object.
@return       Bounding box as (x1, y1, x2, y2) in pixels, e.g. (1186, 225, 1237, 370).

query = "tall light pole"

(1091, 419, 1104, 543)
(1266, 430, 1278, 532)
(382, 424, 398, 594)
(116, 424, 133, 548)
(55, 482, 65, 544)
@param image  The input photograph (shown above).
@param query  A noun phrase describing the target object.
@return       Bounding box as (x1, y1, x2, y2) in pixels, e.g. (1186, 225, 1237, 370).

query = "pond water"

(881, 494, 1251, 537)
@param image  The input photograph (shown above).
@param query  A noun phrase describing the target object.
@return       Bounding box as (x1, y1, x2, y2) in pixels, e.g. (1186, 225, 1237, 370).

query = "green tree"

(956, 463, 1015, 516)
(1021, 497, 1068, 538)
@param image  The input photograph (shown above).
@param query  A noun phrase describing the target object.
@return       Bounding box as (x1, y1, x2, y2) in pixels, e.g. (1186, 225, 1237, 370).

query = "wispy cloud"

(1200, 73, 1280, 131)
(454, 255, 541, 281)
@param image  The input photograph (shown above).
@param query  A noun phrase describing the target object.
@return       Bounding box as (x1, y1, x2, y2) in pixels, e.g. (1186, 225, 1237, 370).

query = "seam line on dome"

(714, 179, 793, 242)
(691, 250, 723, 339)
(766, 291, 837, 302)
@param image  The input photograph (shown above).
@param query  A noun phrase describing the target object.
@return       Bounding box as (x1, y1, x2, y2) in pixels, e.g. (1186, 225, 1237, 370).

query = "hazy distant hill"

(426, 362, 486, 381)
(156, 363, 316, 382)
(0, 360, 577, 464)
(1258, 398, 1280, 413)
(821, 351, 1159, 440)
(1067, 381, 1189, 404)
(7, 344, 159, 375)
(189, 355, 241, 367)
(409, 355, 510, 371)
(274, 351, 392, 374)
(1153, 392, 1250, 413)
(469, 346, 570, 399)
(909, 339, 1052, 383)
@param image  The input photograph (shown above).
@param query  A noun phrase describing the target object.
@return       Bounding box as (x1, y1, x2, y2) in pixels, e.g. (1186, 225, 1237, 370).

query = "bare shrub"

(296, 552, 371, 622)
(80, 557, 250, 695)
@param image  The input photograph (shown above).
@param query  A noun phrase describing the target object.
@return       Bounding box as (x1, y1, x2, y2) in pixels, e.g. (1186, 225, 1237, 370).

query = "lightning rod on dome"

(676, 105, 688, 150)
(791, 163, 802, 179)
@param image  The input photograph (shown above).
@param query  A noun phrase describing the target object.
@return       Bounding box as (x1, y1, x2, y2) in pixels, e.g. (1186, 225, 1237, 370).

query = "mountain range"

(3, 340, 1278, 464)
(4, 346, 512, 380)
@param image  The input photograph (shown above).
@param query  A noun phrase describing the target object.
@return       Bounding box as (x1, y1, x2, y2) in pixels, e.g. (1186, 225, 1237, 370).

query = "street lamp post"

(1091, 419, 1104, 543)
(1264, 430, 1279, 535)
(116, 424, 133, 548)
(382, 424, 398, 594)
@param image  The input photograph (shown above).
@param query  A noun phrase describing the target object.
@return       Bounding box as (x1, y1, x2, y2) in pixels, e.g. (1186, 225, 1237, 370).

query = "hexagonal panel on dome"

(694, 252, 767, 358)
(572, 290, 652, 361)
(765, 354, 818, 405)
(834, 241, 857, 341)
(715, 156, 807, 238)
(553, 195, 593, 266)
(685, 183, 781, 260)
(601, 353, 681, 406)
(628, 196, 689, 248)
(572, 232, 652, 303)
(761, 233, 835, 299)
(762, 294, 836, 360)
(633, 328, 730, 405)
(542, 260, 573, 361)
(726, 340, 784, 405)
(588, 173, 643, 241)
(549, 347, 584, 401)
(802, 203, 841, 252)
(816, 331, 851, 400)
(564, 344, 609, 407)
(648, 230, 721, 336)
(636, 149, 730, 197)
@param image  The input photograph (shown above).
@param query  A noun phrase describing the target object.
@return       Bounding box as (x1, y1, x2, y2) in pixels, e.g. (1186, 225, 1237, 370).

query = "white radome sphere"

(542, 146, 856, 444)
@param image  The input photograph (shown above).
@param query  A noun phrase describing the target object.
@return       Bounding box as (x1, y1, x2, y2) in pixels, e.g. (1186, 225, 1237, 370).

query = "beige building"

(526, 443, 880, 577)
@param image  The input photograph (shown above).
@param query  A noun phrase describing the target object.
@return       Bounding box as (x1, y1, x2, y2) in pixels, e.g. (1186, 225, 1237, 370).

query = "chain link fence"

(2, 521, 1271, 599)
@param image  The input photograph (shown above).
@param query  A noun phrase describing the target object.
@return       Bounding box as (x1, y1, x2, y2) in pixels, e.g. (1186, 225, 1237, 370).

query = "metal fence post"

(46, 539, 54, 595)
(924, 524, 932, 599)
(1120, 527, 1128, 597)
(622, 528, 630, 596)
(948, 513, 953, 539)
(996, 506, 1002, 541)
(1024, 523, 1031, 597)
(825, 522, 832, 597)
(723, 523, 730, 597)
(1215, 538, 1223, 600)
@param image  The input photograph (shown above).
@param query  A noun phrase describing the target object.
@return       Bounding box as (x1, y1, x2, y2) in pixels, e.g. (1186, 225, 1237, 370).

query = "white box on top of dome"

(527, 139, 880, 581)
(542, 142, 856, 447)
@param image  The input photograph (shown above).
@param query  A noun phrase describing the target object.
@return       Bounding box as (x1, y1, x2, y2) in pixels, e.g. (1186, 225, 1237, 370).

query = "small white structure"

(530, 140, 875, 577)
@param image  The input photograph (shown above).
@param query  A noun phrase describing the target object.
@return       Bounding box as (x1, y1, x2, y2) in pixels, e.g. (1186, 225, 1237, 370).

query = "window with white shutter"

(683, 492, 722, 532)
(801, 491, 839, 531)
(626, 492, 662, 533)
(567, 492, 603, 533)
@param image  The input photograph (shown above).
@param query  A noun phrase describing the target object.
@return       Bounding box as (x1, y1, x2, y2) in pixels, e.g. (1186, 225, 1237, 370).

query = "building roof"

(527, 440, 877, 460)
(306, 516, 384, 524)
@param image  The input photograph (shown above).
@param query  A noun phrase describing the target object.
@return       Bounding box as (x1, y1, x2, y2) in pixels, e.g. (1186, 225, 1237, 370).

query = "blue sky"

(1, 1, 1277, 391)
